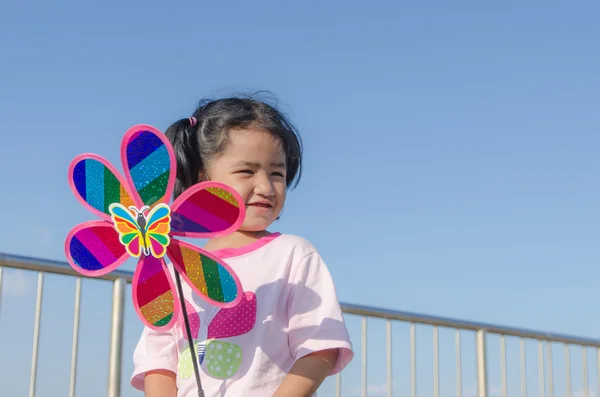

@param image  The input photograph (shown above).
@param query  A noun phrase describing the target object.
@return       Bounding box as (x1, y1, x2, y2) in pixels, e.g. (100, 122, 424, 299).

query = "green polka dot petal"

(177, 342, 198, 379)
(204, 341, 242, 379)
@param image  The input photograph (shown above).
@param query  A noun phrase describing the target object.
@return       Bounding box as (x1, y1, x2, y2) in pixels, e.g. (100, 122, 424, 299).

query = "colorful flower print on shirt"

(178, 291, 256, 379)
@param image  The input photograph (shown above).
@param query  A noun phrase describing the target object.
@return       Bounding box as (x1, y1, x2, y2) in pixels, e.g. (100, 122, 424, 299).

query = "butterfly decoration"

(177, 293, 257, 380)
(64, 124, 246, 331)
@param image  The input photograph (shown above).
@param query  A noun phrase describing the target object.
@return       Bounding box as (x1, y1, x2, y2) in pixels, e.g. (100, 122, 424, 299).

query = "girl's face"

(204, 128, 287, 232)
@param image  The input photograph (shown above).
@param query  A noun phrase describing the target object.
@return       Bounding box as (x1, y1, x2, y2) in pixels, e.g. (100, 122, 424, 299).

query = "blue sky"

(1, 0, 599, 396)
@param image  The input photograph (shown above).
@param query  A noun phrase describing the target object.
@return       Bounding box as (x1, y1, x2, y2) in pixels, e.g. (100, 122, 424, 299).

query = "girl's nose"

(254, 172, 275, 197)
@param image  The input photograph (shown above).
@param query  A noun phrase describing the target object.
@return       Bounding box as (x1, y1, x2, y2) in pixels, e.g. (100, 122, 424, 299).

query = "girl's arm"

(273, 349, 339, 397)
(144, 369, 177, 397)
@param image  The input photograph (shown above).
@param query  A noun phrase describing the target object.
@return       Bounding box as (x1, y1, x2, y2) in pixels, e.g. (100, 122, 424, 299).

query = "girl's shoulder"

(259, 232, 329, 266)
(213, 232, 320, 262)
(267, 232, 318, 254)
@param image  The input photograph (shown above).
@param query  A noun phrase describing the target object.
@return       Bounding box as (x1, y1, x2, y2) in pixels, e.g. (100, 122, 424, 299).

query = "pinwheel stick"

(174, 270, 206, 397)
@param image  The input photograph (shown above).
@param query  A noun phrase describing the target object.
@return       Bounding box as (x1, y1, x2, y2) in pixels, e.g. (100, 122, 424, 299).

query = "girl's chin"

(239, 221, 275, 234)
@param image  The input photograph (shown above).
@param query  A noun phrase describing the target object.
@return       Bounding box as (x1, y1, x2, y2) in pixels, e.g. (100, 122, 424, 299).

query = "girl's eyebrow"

(232, 161, 286, 168)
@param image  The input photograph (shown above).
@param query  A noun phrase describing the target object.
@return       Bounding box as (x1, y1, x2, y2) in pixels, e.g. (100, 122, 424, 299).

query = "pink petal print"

(180, 299, 200, 340)
(208, 291, 256, 339)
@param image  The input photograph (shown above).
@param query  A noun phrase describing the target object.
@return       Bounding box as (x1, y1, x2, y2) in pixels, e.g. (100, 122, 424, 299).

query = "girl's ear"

(198, 170, 209, 183)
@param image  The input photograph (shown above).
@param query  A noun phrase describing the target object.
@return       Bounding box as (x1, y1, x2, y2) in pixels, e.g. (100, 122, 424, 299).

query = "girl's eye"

(237, 169, 253, 174)
(272, 172, 285, 177)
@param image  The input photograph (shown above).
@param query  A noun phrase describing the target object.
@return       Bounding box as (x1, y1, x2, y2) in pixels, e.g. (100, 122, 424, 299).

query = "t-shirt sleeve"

(130, 326, 178, 391)
(287, 251, 354, 375)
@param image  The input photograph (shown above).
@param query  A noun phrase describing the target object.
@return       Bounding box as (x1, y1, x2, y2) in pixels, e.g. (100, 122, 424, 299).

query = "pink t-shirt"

(130, 232, 354, 396)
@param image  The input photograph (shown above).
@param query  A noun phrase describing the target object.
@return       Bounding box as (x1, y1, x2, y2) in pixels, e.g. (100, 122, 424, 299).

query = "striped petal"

(132, 255, 179, 330)
(68, 155, 136, 220)
(170, 182, 246, 238)
(121, 125, 176, 208)
(166, 239, 243, 309)
(65, 221, 129, 276)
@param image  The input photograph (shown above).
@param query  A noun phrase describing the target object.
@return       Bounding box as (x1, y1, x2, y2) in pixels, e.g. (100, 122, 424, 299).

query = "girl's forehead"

(223, 129, 286, 159)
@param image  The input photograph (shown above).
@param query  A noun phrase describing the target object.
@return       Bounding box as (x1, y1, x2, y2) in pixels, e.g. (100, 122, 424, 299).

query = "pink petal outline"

(64, 220, 130, 277)
(120, 124, 176, 209)
(169, 181, 246, 239)
(68, 153, 135, 221)
(132, 255, 181, 331)
(167, 239, 244, 310)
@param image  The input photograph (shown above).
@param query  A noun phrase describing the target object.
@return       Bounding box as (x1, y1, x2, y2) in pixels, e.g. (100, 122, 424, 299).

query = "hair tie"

(188, 117, 197, 127)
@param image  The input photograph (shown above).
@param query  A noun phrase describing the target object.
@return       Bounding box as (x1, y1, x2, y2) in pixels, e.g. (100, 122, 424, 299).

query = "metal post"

(565, 344, 571, 397)
(361, 317, 367, 397)
(582, 348, 589, 397)
(107, 278, 126, 397)
(596, 348, 600, 397)
(434, 326, 440, 397)
(386, 320, 393, 397)
(538, 341, 545, 397)
(29, 272, 44, 397)
(456, 329, 462, 397)
(69, 277, 82, 397)
(0, 266, 3, 322)
(546, 342, 554, 397)
(501, 336, 507, 397)
(520, 338, 527, 397)
(476, 329, 488, 397)
(411, 323, 417, 397)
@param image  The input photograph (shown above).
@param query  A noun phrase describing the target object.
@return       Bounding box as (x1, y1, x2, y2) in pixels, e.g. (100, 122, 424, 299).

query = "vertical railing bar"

(107, 277, 126, 397)
(456, 329, 462, 397)
(500, 335, 507, 397)
(29, 272, 44, 397)
(335, 372, 341, 397)
(69, 277, 82, 397)
(476, 329, 488, 397)
(546, 342, 554, 397)
(520, 338, 528, 397)
(361, 316, 367, 397)
(386, 320, 393, 397)
(565, 344, 571, 397)
(434, 326, 440, 397)
(583, 347, 589, 397)
(538, 341, 545, 397)
(596, 348, 600, 397)
(411, 323, 417, 397)
(0, 266, 4, 322)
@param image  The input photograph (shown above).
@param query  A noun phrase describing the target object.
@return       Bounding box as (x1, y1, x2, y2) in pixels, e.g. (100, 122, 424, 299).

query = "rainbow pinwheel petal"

(121, 126, 175, 208)
(170, 182, 245, 238)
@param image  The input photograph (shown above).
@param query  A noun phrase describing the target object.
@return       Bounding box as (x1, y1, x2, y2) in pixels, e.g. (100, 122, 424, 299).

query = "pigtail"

(165, 117, 203, 199)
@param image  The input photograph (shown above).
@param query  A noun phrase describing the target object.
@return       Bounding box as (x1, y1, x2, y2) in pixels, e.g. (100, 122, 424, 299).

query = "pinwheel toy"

(64, 124, 246, 332)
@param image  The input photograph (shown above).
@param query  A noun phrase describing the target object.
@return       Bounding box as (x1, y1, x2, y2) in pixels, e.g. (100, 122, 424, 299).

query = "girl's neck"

(204, 230, 272, 252)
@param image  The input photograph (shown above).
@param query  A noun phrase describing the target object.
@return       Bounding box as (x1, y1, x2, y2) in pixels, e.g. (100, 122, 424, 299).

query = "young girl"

(130, 96, 353, 396)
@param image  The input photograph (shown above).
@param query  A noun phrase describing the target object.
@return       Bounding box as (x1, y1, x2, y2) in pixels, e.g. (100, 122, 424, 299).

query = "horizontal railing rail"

(0, 252, 134, 282)
(3, 252, 597, 347)
(1, 251, 599, 397)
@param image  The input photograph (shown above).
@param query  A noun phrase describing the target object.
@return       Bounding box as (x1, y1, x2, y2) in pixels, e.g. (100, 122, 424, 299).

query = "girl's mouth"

(247, 202, 273, 210)
(249, 203, 271, 207)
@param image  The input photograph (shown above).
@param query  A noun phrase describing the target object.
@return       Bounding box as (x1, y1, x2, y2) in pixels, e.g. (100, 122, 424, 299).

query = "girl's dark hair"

(165, 94, 303, 199)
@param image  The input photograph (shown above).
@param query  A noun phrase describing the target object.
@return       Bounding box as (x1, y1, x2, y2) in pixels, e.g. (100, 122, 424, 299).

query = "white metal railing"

(1, 252, 599, 397)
